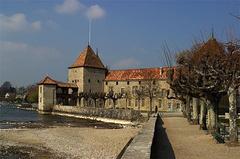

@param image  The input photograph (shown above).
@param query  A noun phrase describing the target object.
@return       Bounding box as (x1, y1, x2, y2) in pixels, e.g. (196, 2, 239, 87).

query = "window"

(159, 99, 162, 108)
(127, 81, 130, 85)
(153, 80, 156, 85)
(121, 88, 125, 94)
(177, 103, 181, 109)
(97, 80, 100, 83)
(105, 81, 108, 85)
(88, 79, 91, 83)
(116, 81, 118, 85)
(135, 99, 138, 107)
(108, 86, 113, 92)
(141, 98, 145, 107)
(168, 102, 172, 111)
(162, 89, 166, 97)
(132, 86, 138, 95)
(39, 97, 42, 103)
(160, 89, 164, 97)
(40, 86, 42, 93)
(139, 81, 141, 85)
(72, 80, 74, 83)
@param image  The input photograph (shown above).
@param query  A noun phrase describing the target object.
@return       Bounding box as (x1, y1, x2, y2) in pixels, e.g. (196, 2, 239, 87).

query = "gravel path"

(0, 127, 139, 159)
(162, 117, 240, 159)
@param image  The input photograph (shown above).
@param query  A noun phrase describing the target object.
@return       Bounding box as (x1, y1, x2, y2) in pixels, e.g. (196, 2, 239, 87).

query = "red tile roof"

(105, 67, 172, 81)
(69, 45, 105, 69)
(38, 76, 77, 88)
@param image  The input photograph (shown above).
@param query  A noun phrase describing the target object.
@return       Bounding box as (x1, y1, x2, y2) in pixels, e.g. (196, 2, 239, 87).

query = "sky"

(0, 0, 239, 87)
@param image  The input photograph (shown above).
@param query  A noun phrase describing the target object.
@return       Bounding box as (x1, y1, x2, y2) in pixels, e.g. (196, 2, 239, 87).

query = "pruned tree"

(142, 79, 160, 114)
(223, 41, 240, 143)
(98, 92, 108, 108)
(78, 92, 85, 106)
(82, 92, 91, 107)
(122, 86, 132, 109)
(106, 90, 123, 109)
(166, 37, 226, 131)
(90, 92, 100, 107)
(135, 86, 145, 111)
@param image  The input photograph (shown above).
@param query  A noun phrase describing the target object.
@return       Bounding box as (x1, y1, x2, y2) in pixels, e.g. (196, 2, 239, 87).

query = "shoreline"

(0, 126, 140, 158)
(40, 110, 139, 126)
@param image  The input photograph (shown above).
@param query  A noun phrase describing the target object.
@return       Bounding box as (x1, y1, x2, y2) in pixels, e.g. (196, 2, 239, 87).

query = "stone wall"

(83, 68, 106, 93)
(52, 105, 142, 121)
(68, 67, 84, 92)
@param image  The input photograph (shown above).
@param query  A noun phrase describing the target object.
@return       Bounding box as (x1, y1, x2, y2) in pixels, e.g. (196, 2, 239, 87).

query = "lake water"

(0, 103, 120, 129)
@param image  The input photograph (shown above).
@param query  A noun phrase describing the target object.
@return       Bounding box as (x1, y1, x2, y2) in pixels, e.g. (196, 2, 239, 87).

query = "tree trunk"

(138, 99, 140, 112)
(103, 99, 106, 108)
(207, 102, 216, 133)
(150, 98, 153, 114)
(228, 87, 238, 143)
(192, 97, 199, 125)
(125, 99, 128, 109)
(182, 101, 187, 118)
(186, 95, 191, 122)
(94, 100, 97, 108)
(113, 99, 116, 109)
(199, 99, 207, 130)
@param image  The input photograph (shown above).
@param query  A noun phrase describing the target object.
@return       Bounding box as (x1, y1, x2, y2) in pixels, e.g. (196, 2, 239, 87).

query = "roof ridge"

(109, 66, 172, 72)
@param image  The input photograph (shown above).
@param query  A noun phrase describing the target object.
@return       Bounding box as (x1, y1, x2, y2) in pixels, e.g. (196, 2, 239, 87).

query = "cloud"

(0, 13, 42, 32)
(113, 58, 141, 68)
(55, 0, 85, 14)
(0, 41, 60, 59)
(86, 5, 105, 20)
(54, 1, 106, 20)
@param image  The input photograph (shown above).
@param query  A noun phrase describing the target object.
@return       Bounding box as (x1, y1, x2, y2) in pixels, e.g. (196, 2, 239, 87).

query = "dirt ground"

(162, 117, 240, 159)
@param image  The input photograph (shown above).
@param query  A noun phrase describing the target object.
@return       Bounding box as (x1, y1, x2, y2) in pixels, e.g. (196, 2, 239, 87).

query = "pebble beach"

(0, 126, 140, 159)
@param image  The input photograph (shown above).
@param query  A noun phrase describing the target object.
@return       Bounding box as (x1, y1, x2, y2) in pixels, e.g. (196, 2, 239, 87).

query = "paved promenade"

(121, 113, 240, 159)
(161, 116, 240, 159)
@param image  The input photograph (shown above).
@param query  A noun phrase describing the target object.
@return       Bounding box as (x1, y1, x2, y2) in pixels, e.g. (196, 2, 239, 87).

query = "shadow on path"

(151, 114, 176, 159)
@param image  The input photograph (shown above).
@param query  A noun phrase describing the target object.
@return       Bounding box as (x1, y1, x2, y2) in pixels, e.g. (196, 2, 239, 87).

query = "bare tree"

(135, 86, 145, 111)
(106, 90, 123, 109)
(98, 92, 107, 108)
(123, 86, 132, 109)
(142, 79, 160, 114)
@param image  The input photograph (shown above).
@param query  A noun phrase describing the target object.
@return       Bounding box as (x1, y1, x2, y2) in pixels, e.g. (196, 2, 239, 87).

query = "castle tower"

(68, 45, 106, 93)
(38, 76, 57, 112)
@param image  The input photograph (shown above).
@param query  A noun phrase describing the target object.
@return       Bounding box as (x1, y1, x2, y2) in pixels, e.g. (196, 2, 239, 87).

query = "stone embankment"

(40, 105, 143, 125)
(120, 116, 156, 159)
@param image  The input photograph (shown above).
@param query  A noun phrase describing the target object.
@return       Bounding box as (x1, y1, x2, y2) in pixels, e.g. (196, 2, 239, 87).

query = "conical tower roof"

(69, 45, 105, 69)
(199, 37, 224, 55)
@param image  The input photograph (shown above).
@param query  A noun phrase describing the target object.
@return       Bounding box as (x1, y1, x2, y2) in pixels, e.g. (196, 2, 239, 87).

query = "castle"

(38, 45, 181, 113)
